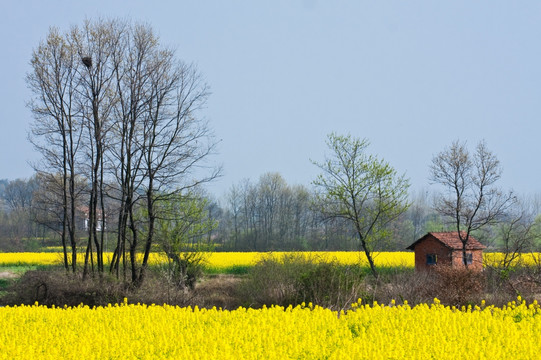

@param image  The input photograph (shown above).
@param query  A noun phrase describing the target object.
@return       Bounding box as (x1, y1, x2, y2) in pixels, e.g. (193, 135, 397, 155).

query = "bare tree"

(2, 178, 37, 212)
(70, 19, 127, 277)
(107, 23, 153, 280)
(430, 140, 516, 267)
(257, 172, 286, 249)
(222, 175, 317, 251)
(136, 52, 219, 284)
(244, 180, 260, 250)
(493, 198, 540, 269)
(28, 28, 84, 271)
(408, 189, 430, 243)
(0, 177, 42, 249)
(226, 184, 243, 250)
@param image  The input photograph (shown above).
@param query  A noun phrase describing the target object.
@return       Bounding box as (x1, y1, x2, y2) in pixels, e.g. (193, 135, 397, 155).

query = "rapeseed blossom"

(2, 251, 540, 270)
(0, 298, 540, 359)
(0, 251, 414, 268)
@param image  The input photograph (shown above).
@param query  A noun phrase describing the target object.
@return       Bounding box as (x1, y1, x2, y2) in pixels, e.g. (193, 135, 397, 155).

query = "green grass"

(0, 265, 41, 273)
(0, 278, 11, 289)
(202, 263, 416, 276)
(0, 262, 415, 279)
(0, 268, 29, 298)
(203, 265, 252, 275)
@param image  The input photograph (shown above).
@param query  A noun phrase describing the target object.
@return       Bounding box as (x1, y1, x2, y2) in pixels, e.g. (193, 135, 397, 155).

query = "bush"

(1, 270, 126, 307)
(240, 254, 367, 310)
(370, 267, 486, 307)
(8, 261, 541, 310)
(430, 267, 485, 306)
(483, 265, 541, 305)
(159, 251, 207, 290)
(0, 266, 244, 309)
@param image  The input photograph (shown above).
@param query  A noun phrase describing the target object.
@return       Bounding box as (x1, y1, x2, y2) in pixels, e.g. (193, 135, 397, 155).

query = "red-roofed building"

(407, 232, 486, 272)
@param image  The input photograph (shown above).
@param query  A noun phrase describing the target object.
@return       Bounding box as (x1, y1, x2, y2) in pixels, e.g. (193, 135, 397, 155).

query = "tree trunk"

(137, 185, 155, 285)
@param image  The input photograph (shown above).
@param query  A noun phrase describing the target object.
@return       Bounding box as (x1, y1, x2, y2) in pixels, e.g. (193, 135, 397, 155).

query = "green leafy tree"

(312, 133, 410, 277)
(155, 194, 217, 289)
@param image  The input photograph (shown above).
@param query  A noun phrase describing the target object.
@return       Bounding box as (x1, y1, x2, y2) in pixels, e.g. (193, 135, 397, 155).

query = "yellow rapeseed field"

(0, 251, 414, 268)
(205, 251, 414, 269)
(0, 297, 539, 359)
(1, 251, 540, 269)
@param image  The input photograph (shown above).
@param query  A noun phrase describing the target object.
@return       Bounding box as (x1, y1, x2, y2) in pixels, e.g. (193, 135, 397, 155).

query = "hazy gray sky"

(1, 1, 540, 197)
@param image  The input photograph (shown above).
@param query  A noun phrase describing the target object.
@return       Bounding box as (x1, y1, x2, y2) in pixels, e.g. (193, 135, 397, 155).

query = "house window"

(465, 253, 473, 265)
(426, 254, 437, 265)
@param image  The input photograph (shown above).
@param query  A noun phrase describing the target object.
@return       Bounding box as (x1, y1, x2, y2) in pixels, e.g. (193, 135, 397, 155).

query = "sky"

(1, 1, 540, 198)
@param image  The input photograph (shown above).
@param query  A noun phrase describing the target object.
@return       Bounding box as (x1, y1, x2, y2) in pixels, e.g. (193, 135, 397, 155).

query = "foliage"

(154, 194, 217, 289)
(241, 254, 369, 310)
(312, 133, 410, 276)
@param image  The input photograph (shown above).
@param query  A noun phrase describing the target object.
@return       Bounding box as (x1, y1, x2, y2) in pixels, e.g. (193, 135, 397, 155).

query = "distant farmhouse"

(407, 232, 485, 272)
(78, 206, 107, 232)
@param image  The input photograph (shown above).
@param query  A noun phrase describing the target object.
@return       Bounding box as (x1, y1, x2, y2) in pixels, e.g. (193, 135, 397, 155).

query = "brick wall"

(450, 248, 484, 272)
(414, 235, 451, 272)
(413, 234, 483, 272)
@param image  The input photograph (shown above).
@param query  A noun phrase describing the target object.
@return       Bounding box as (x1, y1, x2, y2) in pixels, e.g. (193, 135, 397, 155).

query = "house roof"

(406, 231, 486, 251)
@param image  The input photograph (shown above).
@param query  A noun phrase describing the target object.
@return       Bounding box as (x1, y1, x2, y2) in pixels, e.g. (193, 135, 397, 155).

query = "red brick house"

(407, 232, 486, 272)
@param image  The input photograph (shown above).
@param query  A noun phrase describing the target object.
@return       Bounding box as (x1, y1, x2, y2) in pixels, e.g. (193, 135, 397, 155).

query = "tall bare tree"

(430, 140, 516, 267)
(136, 53, 219, 284)
(66, 19, 125, 277)
(107, 22, 150, 280)
(28, 28, 84, 271)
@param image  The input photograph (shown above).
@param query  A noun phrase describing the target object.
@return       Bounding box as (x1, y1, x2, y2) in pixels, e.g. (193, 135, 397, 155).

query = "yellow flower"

(0, 297, 538, 359)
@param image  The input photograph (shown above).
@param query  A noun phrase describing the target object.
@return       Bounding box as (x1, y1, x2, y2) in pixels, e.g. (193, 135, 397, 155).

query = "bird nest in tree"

(82, 57, 92, 68)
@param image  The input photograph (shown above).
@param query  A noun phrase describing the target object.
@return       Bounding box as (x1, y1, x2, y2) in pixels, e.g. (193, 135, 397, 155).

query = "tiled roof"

(407, 231, 486, 250)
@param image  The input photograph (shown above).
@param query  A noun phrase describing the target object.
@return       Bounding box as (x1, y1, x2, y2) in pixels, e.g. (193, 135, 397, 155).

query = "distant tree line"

(3, 172, 540, 256)
(213, 173, 458, 252)
(0, 177, 46, 250)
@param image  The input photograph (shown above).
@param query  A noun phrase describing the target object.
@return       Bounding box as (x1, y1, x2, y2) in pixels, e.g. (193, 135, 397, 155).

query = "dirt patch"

(0, 271, 18, 279)
(192, 274, 245, 309)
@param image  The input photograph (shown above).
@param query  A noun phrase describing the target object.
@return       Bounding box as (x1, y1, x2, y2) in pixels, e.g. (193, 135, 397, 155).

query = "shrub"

(159, 251, 207, 290)
(372, 267, 486, 307)
(1, 270, 126, 307)
(430, 267, 485, 306)
(0, 266, 244, 309)
(483, 264, 541, 305)
(240, 254, 367, 310)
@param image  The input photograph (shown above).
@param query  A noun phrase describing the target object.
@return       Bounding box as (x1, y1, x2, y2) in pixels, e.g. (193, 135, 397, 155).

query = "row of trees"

(27, 19, 219, 284)
(4, 168, 539, 256)
(0, 177, 45, 250)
